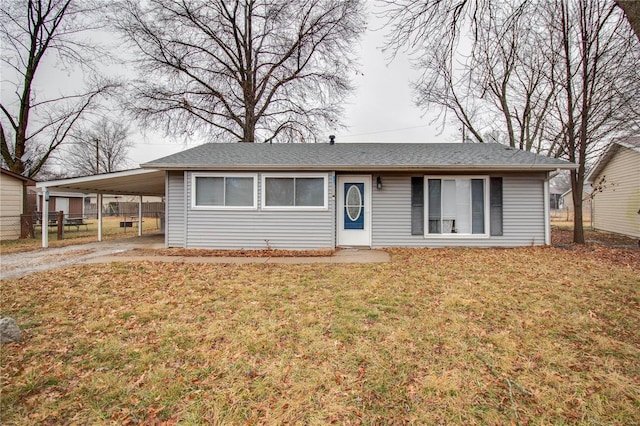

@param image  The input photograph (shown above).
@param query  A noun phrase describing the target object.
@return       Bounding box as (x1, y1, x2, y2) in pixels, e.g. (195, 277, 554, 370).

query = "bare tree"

(546, 0, 640, 243)
(382, 0, 554, 151)
(113, 0, 365, 143)
(381, 0, 640, 243)
(0, 0, 117, 180)
(62, 118, 134, 176)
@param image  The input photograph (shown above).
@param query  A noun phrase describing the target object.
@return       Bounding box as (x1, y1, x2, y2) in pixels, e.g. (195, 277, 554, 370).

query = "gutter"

(141, 164, 578, 172)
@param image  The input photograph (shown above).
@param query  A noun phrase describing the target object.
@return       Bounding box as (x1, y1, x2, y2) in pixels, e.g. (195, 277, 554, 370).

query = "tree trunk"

(242, 119, 255, 142)
(571, 169, 585, 244)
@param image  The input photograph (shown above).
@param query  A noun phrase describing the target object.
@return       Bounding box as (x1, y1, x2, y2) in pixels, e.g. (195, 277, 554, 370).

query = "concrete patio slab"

(85, 248, 390, 265)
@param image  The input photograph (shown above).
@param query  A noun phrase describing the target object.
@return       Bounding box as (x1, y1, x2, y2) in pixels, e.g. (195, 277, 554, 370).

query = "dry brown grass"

(1, 243, 638, 424)
(552, 224, 639, 247)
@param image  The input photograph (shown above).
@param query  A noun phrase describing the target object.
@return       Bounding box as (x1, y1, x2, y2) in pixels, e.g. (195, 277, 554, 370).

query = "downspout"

(164, 171, 169, 248)
(183, 172, 188, 248)
(543, 170, 560, 246)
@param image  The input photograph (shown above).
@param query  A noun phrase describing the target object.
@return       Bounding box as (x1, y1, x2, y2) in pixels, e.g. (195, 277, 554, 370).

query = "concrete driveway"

(0, 234, 165, 280)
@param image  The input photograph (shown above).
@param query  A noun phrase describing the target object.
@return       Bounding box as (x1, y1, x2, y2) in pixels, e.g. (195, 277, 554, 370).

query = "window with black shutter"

(490, 177, 503, 236)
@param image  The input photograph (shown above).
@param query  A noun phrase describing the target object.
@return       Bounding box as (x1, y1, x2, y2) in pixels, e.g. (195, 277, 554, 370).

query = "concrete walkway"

(86, 248, 390, 265)
(1, 237, 389, 280)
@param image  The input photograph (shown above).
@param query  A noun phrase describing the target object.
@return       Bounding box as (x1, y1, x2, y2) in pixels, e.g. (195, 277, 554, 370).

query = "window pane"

(428, 179, 441, 233)
(265, 178, 294, 206)
(195, 177, 223, 206)
(442, 180, 457, 219)
(226, 177, 254, 206)
(455, 179, 471, 234)
(441, 179, 457, 233)
(295, 178, 324, 206)
(471, 179, 485, 234)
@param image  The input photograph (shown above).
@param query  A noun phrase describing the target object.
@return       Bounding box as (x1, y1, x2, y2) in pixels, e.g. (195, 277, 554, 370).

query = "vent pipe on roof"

(329, 135, 335, 145)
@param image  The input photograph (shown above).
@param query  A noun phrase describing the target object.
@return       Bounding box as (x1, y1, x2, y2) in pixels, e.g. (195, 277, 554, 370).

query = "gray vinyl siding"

(182, 171, 335, 250)
(166, 171, 186, 247)
(371, 175, 546, 247)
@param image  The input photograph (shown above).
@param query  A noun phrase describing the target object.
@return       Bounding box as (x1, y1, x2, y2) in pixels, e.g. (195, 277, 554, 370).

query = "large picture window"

(262, 175, 327, 209)
(192, 174, 257, 209)
(425, 177, 489, 236)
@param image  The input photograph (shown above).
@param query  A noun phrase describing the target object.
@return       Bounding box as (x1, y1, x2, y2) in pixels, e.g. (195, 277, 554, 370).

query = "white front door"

(337, 175, 371, 247)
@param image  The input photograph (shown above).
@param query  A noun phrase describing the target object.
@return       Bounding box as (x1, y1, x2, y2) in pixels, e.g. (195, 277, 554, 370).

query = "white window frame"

(423, 175, 490, 238)
(261, 173, 329, 211)
(191, 172, 258, 210)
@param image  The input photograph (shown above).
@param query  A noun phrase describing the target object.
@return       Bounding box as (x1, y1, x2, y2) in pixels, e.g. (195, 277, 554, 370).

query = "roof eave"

(587, 140, 640, 181)
(1, 168, 37, 184)
(143, 163, 576, 172)
(36, 168, 161, 188)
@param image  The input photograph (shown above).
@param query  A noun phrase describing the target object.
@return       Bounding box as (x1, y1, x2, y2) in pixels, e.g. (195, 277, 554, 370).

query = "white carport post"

(42, 187, 48, 248)
(97, 193, 103, 242)
(138, 196, 143, 237)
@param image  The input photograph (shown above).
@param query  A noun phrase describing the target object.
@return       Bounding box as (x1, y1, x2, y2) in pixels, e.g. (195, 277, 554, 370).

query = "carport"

(35, 169, 165, 248)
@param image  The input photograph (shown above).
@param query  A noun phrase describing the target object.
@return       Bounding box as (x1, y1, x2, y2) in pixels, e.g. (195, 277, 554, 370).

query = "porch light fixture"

(376, 176, 383, 190)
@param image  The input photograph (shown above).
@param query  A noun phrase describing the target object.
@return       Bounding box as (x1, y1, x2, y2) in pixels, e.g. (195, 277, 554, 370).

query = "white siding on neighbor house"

(166, 171, 186, 247)
(170, 171, 335, 250)
(0, 173, 24, 240)
(592, 147, 640, 238)
(371, 175, 546, 247)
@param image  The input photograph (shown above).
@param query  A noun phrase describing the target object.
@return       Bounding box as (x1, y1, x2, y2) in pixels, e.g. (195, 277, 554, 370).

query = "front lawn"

(1, 246, 638, 424)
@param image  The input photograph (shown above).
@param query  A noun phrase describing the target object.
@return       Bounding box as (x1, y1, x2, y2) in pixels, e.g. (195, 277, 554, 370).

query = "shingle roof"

(142, 142, 575, 171)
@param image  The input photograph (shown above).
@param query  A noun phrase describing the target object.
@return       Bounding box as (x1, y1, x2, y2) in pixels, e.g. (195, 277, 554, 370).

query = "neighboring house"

(29, 188, 85, 218)
(559, 185, 593, 223)
(587, 137, 640, 238)
(549, 188, 563, 211)
(141, 142, 575, 249)
(0, 168, 35, 240)
(84, 194, 164, 217)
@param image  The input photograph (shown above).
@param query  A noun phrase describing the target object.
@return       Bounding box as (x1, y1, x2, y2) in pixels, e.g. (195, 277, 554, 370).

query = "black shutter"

(411, 177, 424, 235)
(490, 177, 503, 236)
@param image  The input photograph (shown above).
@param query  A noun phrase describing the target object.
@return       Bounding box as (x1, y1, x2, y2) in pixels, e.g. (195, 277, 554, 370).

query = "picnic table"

(32, 213, 62, 228)
(64, 217, 90, 231)
(33, 215, 90, 231)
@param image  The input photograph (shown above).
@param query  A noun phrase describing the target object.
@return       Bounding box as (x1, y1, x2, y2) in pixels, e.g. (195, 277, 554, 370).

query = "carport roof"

(35, 169, 165, 196)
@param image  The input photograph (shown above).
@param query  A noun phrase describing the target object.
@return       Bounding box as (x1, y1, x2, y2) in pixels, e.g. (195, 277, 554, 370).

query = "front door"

(337, 175, 371, 247)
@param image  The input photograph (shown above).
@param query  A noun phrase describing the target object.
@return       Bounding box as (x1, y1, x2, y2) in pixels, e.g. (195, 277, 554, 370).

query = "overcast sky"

(332, 21, 460, 145)
(2, 8, 461, 169)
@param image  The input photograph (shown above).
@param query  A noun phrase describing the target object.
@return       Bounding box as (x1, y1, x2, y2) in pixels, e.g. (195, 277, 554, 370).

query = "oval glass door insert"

(346, 184, 362, 221)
